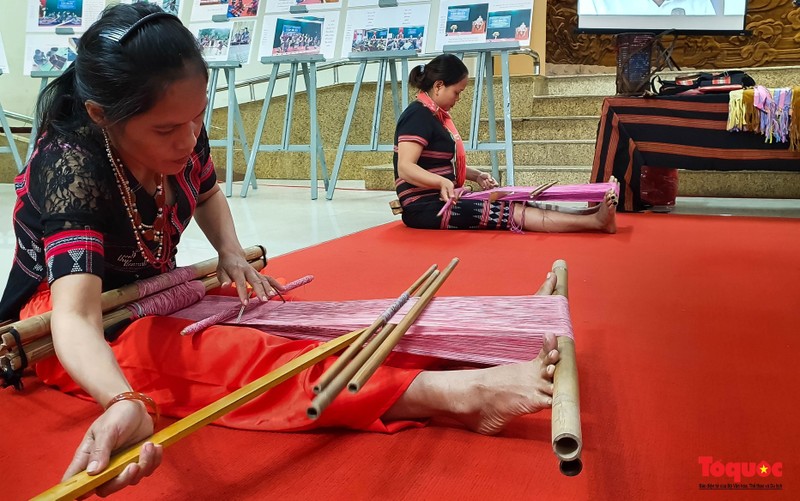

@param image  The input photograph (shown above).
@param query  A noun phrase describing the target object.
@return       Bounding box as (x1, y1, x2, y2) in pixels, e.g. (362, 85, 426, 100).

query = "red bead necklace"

(103, 130, 171, 271)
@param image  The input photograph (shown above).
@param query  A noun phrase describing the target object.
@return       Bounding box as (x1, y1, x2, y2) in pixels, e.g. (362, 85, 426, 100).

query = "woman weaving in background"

(0, 4, 563, 497)
(394, 54, 618, 233)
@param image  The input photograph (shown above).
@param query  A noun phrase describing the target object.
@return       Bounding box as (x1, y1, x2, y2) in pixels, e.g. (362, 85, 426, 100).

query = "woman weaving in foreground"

(395, 54, 618, 233)
(0, 5, 563, 497)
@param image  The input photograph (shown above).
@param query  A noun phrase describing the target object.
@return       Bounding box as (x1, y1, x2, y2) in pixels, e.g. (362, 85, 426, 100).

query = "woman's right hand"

(62, 399, 162, 497)
(439, 178, 457, 203)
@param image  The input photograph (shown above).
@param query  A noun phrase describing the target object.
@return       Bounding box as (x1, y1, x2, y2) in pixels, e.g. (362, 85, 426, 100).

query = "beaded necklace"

(102, 129, 171, 271)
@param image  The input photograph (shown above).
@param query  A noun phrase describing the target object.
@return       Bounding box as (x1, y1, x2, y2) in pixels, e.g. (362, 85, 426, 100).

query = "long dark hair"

(408, 54, 469, 92)
(36, 3, 207, 140)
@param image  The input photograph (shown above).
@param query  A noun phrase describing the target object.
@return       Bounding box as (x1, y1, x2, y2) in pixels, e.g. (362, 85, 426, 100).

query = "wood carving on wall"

(546, 0, 800, 69)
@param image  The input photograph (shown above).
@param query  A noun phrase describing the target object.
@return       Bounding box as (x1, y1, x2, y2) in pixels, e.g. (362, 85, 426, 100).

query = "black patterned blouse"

(0, 127, 217, 320)
(393, 101, 516, 231)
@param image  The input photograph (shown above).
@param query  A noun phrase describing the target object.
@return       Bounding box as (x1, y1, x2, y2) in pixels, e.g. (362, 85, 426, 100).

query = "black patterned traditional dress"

(393, 100, 519, 231)
(0, 127, 217, 321)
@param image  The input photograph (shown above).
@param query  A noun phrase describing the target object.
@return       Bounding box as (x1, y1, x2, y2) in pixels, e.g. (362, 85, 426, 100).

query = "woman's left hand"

(476, 172, 499, 190)
(216, 249, 281, 304)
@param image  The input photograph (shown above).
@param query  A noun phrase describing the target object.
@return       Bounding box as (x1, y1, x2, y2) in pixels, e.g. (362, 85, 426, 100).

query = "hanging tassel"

(727, 89, 745, 132)
(791, 86, 800, 151)
(743, 88, 759, 134)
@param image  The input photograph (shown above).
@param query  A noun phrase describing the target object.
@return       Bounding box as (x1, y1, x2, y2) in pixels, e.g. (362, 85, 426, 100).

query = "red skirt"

(23, 289, 425, 433)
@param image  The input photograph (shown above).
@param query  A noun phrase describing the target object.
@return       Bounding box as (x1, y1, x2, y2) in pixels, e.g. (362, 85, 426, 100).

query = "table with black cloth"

(590, 93, 800, 212)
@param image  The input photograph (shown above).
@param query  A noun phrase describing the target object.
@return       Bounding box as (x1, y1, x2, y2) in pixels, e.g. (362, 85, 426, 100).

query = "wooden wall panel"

(546, 0, 800, 69)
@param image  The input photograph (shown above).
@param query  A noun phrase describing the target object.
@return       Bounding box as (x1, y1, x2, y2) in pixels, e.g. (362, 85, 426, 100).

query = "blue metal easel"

(324, 49, 416, 200)
(205, 60, 255, 197)
(444, 41, 518, 185)
(242, 54, 328, 199)
(0, 70, 25, 172)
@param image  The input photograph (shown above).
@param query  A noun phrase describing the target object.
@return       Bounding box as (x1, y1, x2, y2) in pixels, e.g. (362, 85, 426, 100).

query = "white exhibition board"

(25, 0, 106, 33)
(191, 19, 257, 63)
(0, 33, 10, 74)
(339, 4, 431, 59)
(191, 0, 261, 23)
(434, 0, 533, 51)
(121, 0, 183, 16)
(258, 12, 341, 61)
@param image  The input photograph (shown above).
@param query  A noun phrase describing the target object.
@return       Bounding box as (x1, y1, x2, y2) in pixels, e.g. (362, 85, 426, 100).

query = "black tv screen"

(577, 0, 748, 34)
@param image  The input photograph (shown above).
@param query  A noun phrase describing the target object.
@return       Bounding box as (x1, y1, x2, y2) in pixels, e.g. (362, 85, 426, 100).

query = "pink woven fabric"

(179, 275, 315, 336)
(173, 295, 573, 366)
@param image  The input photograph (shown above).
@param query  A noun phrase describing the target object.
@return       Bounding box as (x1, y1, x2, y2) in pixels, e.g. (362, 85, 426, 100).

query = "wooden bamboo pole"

(307, 264, 449, 420)
(347, 258, 459, 393)
(0, 245, 266, 351)
(32, 328, 365, 501)
(4, 258, 266, 372)
(312, 264, 437, 395)
(550, 259, 583, 476)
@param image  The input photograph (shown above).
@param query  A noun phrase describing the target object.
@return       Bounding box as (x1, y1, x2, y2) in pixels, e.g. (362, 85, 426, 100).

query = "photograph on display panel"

(22, 34, 80, 75)
(435, 0, 533, 51)
(272, 17, 324, 56)
(194, 23, 232, 60)
(259, 12, 340, 60)
(27, 0, 104, 32)
(37, 0, 84, 27)
(228, 20, 255, 63)
(227, 0, 260, 18)
(121, 0, 182, 16)
(340, 4, 430, 58)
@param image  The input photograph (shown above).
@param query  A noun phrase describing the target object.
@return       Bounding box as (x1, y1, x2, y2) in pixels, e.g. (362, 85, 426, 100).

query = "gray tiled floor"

(1, 180, 799, 288)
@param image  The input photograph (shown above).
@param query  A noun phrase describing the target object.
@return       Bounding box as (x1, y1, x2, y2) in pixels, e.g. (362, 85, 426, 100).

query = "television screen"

(577, 0, 748, 33)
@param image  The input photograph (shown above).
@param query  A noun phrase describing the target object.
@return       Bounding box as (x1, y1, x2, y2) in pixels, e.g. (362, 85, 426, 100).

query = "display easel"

(26, 70, 63, 162)
(205, 60, 255, 197)
(444, 41, 518, 185)
(0, 70, 25, 172)
(325, 49, 416, 200)
(241, 54, 328, 199)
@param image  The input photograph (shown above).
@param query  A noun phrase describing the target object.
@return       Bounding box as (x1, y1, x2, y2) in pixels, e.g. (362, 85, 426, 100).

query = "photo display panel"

(434, 0, 533, 51)
(259, 11, 341, 60)
(191, 18, 257, 63)
(340, 4, 431, 58)
(121, 0, 183, 16)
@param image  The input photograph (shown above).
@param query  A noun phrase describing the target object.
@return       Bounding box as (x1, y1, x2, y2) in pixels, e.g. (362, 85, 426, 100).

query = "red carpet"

(2, 214, 798, 500)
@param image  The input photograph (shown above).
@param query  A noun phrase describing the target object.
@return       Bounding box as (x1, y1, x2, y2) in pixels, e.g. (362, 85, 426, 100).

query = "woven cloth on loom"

(171, 295, 574, 366)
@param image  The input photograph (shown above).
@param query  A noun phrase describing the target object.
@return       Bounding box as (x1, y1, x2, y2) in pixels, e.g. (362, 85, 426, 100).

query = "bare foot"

(383, 333, 561, 436)
(595, 188, 617, 234)
(535, 272, 557, 296)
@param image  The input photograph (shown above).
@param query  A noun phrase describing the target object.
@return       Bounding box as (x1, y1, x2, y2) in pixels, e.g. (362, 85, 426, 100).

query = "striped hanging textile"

(171, 295, 574, 366)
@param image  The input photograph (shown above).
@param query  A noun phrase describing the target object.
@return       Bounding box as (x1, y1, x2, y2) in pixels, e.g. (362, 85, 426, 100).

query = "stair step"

(478, 116, 600, 141)
(528, 95, 608, 117)
(545, 74, 617, 97)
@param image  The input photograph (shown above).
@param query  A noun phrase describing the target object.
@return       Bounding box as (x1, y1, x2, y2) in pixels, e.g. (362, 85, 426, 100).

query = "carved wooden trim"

(547, 0, 800, 68)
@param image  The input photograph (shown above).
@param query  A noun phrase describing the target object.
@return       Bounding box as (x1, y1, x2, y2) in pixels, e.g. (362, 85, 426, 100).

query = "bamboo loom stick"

(32, 328, 365, 501)
(550, 259, 583, 477)
(0, 245, 266, 351)
(312, 264, 438, 395)
(307, 263, 451, 419)
(4, 259, 266, 371)
(347, 258, 459, 393)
